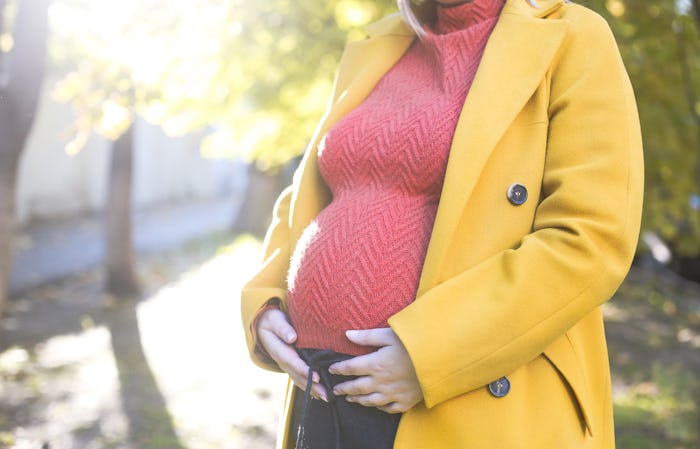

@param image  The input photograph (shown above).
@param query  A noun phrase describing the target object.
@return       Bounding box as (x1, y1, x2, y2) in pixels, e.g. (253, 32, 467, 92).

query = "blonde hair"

(398, 0, 567, 37)
(397, 0, 428, 37)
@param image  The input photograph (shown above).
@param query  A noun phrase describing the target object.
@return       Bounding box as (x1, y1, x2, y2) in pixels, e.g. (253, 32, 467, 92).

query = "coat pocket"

(543, 334, 595, 436)
(394, 341, 594, 448)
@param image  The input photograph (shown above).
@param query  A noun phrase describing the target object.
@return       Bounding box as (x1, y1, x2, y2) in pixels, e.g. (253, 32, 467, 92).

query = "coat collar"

(365, 0, 566, 37)
(292, 0, 569, 291)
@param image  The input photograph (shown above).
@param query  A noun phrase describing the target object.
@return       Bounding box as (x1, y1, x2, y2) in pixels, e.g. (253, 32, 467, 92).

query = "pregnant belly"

(287, 194, 435, 355)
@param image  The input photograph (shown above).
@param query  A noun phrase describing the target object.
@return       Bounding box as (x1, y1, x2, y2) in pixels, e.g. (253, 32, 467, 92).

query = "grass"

(614, 363, 698, 448)
(608, 265, 700, 449)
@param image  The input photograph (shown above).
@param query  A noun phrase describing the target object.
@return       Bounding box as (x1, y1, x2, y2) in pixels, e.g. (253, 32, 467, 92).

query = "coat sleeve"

(240, 185, 294, 372)
(388, 10, 644, 408)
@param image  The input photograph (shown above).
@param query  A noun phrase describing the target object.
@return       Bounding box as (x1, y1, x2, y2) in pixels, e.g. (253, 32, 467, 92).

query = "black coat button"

(488, 376, 511, 398)
(507, 183, 528, 206)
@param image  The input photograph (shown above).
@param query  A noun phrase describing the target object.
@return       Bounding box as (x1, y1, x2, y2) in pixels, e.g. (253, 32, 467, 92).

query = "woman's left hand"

(328, 328, 423, 414)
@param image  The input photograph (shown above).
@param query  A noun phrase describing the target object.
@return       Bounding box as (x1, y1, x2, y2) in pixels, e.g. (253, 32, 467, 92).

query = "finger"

(255, 329, 327, 401)
(332, 376, 375, 396)
(378, 402, 406, 414)
(274, 343, 311, 379)
(261, 309, 297, 344)
(345, 328, 395, 347)
(345, 392, 391, 408)
(312, 383, 329, 402)
(291, 378, 328, 401)
(328, 352, 379, 376)
(258, 329, 312, 379)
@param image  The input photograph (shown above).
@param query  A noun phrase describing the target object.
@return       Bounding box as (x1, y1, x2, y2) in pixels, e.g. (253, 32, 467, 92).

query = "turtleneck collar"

(429, 0, 505, 35)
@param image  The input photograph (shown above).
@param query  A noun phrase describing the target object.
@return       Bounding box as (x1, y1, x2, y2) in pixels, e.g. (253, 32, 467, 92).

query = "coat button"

(507, 183, 528, 206)
(488, 376, 511, 398)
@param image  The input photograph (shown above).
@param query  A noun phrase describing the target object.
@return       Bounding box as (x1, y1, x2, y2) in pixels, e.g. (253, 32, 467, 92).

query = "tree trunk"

(674, 18, 700, 231)
(105, 124, 140, 297)
(0, 154, 19, 317)
(233, 162, 295, 237)
(0, 0, 50, 316)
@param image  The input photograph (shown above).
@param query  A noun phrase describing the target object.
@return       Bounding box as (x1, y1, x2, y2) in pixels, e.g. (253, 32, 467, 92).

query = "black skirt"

(289, 348, 401, 449)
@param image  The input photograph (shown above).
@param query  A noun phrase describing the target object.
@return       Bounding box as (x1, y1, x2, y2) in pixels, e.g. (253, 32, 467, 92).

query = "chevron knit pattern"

(287, 0, 505, 355)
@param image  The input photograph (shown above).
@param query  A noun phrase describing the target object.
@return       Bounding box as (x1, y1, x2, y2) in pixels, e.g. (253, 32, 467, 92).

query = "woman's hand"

(329, 328, 423, 414)
(257, 308, 328, 401)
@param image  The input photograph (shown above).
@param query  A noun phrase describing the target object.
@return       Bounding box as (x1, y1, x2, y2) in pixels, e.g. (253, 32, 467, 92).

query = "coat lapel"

(417, 2, 568, 295)
(291, 0, 569, 290)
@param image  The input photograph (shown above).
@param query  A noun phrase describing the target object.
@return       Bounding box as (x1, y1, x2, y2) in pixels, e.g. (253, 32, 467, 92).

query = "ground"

(606, 263, 700, 448)
(0, 232, 284, 449)
(0, 231, 698, 449)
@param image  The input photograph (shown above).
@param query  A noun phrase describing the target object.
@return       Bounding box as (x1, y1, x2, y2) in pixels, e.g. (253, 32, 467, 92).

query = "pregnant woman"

(240, 0, 644, 447)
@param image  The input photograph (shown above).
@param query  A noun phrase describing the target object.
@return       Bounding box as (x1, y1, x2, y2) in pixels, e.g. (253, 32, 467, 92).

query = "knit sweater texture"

(287, 0, 505, 355)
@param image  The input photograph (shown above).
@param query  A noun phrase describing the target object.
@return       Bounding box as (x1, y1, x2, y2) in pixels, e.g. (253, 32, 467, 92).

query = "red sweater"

(286, 0, 504, 355)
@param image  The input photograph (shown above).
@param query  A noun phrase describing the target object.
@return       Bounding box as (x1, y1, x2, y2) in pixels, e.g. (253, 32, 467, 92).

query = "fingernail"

(285, 332, 295, 342)
(346, 330, 357, 338)
(312, 372, 320, 383)
(328, 365, 337, 374)
(320, 393, 329, 402)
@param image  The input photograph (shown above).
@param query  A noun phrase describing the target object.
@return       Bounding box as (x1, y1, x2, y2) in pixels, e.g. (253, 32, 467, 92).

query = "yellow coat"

(240, 0, 644, 447)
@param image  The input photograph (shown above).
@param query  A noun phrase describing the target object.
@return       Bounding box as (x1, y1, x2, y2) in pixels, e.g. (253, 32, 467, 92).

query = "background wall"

(15, 77, 243, 225)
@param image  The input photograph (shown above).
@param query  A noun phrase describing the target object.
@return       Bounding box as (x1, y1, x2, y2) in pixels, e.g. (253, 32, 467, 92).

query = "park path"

(10, 196, 237, 295)
(1, 199, 286, 449)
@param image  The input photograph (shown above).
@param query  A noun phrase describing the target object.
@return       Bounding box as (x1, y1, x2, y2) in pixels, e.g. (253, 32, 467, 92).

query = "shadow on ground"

(0, 231, 284, 449)
(0, 287, 188, 449)
(1, 231, 699, 449)
(106, 299, 187, 449)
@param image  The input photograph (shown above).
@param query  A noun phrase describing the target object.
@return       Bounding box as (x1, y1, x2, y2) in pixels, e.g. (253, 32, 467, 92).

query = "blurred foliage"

(578, 0, 700, 255)
(0, 0, 18, 54)
(48, 0, 396, 167)
(608, 264, 700, 448)
(10, 0, 700, 254)
(614, 363, 698, 448)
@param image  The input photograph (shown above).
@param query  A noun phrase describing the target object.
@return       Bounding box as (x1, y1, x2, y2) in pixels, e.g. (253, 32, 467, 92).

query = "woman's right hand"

(256, 308, 328, 401)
